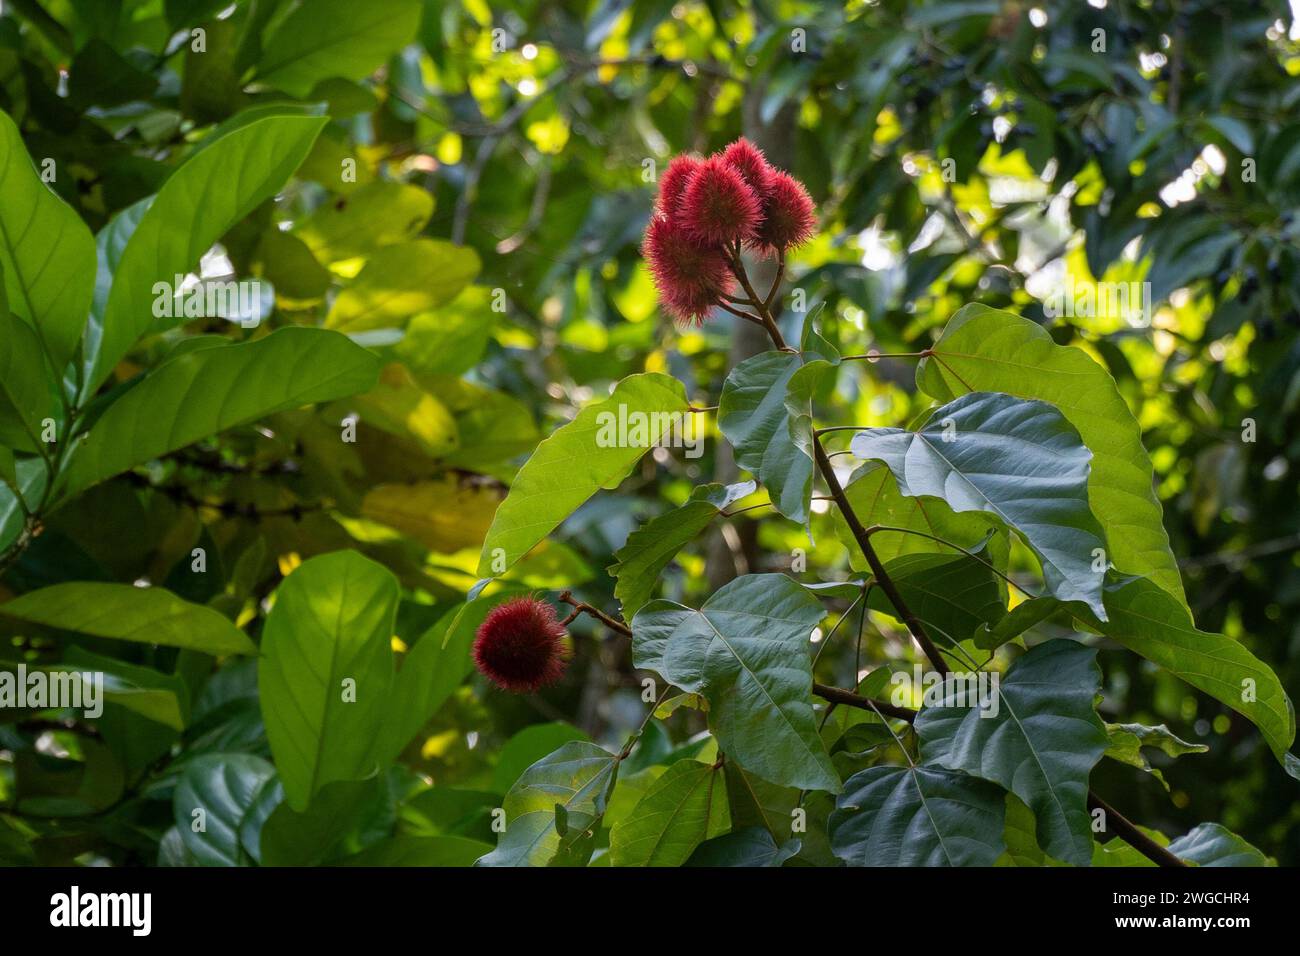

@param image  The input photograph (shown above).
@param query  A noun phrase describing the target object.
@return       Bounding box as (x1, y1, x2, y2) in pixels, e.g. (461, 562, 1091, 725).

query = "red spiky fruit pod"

(720, 138, 775, 197)
(755, 169, 816, 252)
(657, 154, 704, 217)
(680, 155, 762, 246)
(642, 214, 734, 324)
(473, 596, 569, 693)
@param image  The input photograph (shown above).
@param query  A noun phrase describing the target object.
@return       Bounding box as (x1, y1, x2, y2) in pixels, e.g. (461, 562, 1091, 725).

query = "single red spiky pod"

(657, 154, 704, 218)
(755, 170, 816, 252)
(472, 596, 569, 693)
(720, 138, 775, 197)
(642, 214, 734, 325)
(680, 155, 762, 246)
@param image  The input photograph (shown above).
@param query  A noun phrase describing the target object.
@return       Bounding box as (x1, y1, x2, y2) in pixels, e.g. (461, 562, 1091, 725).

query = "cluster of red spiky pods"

(642, 138, 816, 324)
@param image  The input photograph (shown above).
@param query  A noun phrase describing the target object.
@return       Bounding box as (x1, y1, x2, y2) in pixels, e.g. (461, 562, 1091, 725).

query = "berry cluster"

(642, 138, 816, 324)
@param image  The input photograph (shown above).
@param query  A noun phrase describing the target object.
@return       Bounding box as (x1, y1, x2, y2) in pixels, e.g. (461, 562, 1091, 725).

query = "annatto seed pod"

(680, 154, 762, 246)
(755, 169, 816, 252)
(720, 137, 776, 197)
(656, 154, 705, 217)
(642, 214, 734, 324)
(473, 596, 570, 693)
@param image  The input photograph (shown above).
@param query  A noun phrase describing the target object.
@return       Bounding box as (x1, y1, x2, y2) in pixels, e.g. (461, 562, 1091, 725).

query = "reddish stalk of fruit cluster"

(472, 595, 570, 693)
(642, 138, 816, 324)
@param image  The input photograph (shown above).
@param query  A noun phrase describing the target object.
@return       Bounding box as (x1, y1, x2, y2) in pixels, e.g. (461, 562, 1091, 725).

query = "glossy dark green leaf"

(829, 764, 1006, 866)
(916, 640, 1109, 865)
(686, 826, 801, 867)
(172, 753, 277, 866)
(632, 573, 840, 792)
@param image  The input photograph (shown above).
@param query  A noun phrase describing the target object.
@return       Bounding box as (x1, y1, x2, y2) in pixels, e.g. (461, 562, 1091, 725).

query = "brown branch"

(558, 591, 631, 637)
(1089, 792, 1186, 868)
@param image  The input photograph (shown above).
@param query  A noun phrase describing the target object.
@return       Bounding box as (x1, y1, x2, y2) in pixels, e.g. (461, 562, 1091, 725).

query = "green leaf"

(989, 576, 1296, 767)
(0, 108, 95, 375)
(997, 794, 1067, 867)
(259, 551, 397, 811)
(256, 777, 384, 866)
(375, 590, 523, 767)
(172, 754, 276, 866)
(476, 741, 619, 867)
(84, 114, 327, 393)
(833, 462, 1004, 566)
(293, 181, 433, 265)
(477, 372, 690, 577)
(852, 390, 1109, 619)
(1104, 722, 1208, 787)
(1, 582, 255, 655)
(0, 458, 45, 552)
(0, 278, 56, 453)
(829, 764, 1007, 866)
(255, 0, 423, 98)
(1091, 576, 1295, 767)
(492, 722, 591, 794)
(62, 327, 380, 496)
(608, 480, 755, 619)
(916, 305, 1186, 607)
(609, 759, 730, 866)
(916, 639, 1109, 865)
(1168, 823, 1274, 867)
(719, 351, 821, 524)
(686, 827, 801, 867)
(632, 573, 840, 792)
(325, 239, 480, 332)
(867, 551, 1006, 654)
(339, 835, 493, 866)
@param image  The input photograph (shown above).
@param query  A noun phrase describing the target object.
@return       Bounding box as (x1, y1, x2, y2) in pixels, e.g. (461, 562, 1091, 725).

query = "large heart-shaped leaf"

(477, 372, 690, 577)
(609, 759, 730, 866)
(915, 639, 1109, 866)
(1, 582, 255, 655)
(0, 108, 95, 375)
(829, 764, 1007, 866)
(83, 113, 327, 393)
(608, 480, 754, 619)
(916, 305, 1185, 607)
(476, 741, 620, 867)
(62, 327, 380, 497)
(259, 551, 397, 811)
(631, 573, 840, 792)
(851, 390, 1108, 619)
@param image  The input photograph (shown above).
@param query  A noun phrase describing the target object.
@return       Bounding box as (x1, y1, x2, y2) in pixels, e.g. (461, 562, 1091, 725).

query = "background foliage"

(1, 0, 1298, 866)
